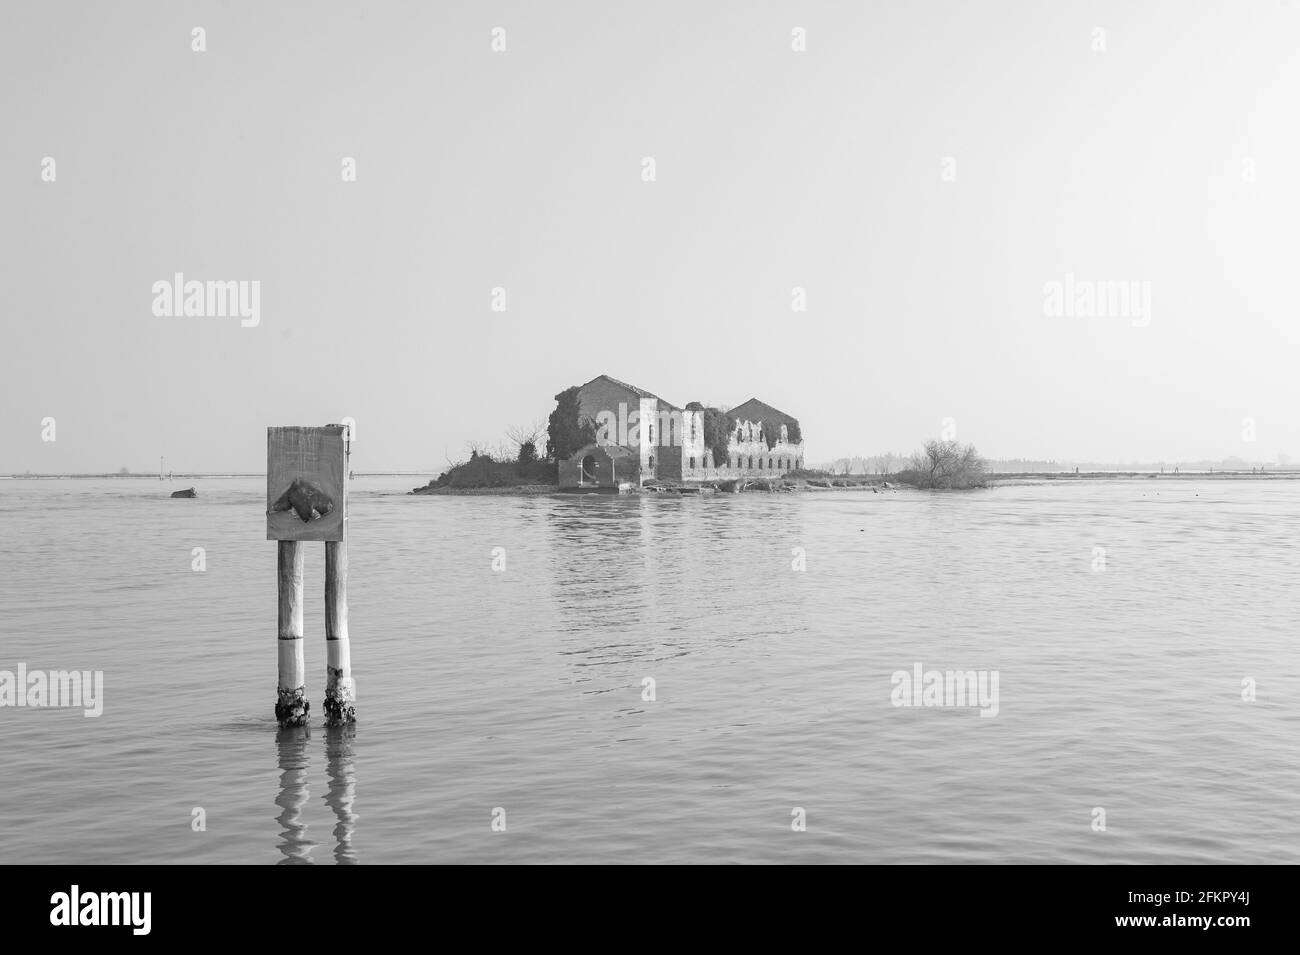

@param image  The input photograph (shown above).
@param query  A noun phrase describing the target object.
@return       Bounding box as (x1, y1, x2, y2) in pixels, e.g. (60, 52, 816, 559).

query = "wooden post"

(275, 540, 309, 726)
(324, 539, 355, 724)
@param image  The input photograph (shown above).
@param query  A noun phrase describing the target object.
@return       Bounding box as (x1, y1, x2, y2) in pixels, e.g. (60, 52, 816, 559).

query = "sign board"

(267, 425, 348, 541)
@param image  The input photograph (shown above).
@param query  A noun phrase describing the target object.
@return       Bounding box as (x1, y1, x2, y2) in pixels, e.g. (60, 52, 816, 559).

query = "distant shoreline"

(6, 470, 1300, 484)
(985, 471, 1300, 484)
(0, 472, 430, 480)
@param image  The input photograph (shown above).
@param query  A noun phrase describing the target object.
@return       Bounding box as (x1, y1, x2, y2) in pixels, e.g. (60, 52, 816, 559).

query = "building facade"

(719, 398, 805, 477)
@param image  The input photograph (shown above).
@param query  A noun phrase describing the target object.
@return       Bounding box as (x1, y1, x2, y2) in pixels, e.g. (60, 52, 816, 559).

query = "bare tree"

(905, 439, 987, 489)
(504, 420, 545, 456)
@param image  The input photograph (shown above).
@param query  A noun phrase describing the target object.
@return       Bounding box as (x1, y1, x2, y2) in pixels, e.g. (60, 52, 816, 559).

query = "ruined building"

(558, 374, 805, 489)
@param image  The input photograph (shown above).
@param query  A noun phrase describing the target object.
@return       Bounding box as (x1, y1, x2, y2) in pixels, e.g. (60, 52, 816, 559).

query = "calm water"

(1, 477, 1296, 864)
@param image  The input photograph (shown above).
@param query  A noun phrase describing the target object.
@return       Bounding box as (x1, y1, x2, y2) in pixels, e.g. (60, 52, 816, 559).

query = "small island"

(412, 373, 987, 496)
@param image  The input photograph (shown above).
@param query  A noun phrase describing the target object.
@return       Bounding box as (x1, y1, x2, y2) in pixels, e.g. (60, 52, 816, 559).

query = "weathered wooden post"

(267, 424, 353, 727)
(324, 537, 355, 724)
(275, 539, 307, 725)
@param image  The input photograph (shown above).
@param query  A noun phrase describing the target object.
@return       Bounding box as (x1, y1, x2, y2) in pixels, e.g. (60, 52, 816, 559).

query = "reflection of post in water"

(322, 724, 359, 864)
(275, 725, 315, 864)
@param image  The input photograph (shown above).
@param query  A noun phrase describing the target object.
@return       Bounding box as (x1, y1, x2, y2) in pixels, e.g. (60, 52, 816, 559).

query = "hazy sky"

(4, 0, 1298, 472)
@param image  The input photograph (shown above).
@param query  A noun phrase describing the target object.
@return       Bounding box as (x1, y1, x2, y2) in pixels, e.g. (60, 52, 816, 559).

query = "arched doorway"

(580, 454, 598, 485)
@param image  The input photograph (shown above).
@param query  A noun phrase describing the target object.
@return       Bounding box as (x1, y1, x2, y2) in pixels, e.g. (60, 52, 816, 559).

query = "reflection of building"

(558, 374, 805, 489)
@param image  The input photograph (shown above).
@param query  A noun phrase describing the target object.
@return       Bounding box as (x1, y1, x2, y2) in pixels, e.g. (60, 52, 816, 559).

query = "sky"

(3, 0, 1299, 473)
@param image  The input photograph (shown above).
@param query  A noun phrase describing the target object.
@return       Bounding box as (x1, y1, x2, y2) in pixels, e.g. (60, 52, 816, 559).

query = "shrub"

(784, 468, 834, 480)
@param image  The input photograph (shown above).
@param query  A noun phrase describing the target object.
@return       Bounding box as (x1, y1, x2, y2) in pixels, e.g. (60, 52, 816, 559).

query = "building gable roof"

(729, 398, 799, 434)
(580, 374, 680, 411)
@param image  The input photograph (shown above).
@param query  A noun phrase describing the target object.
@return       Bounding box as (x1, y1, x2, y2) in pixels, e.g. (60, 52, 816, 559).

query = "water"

(1, 477, 1296, 864)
